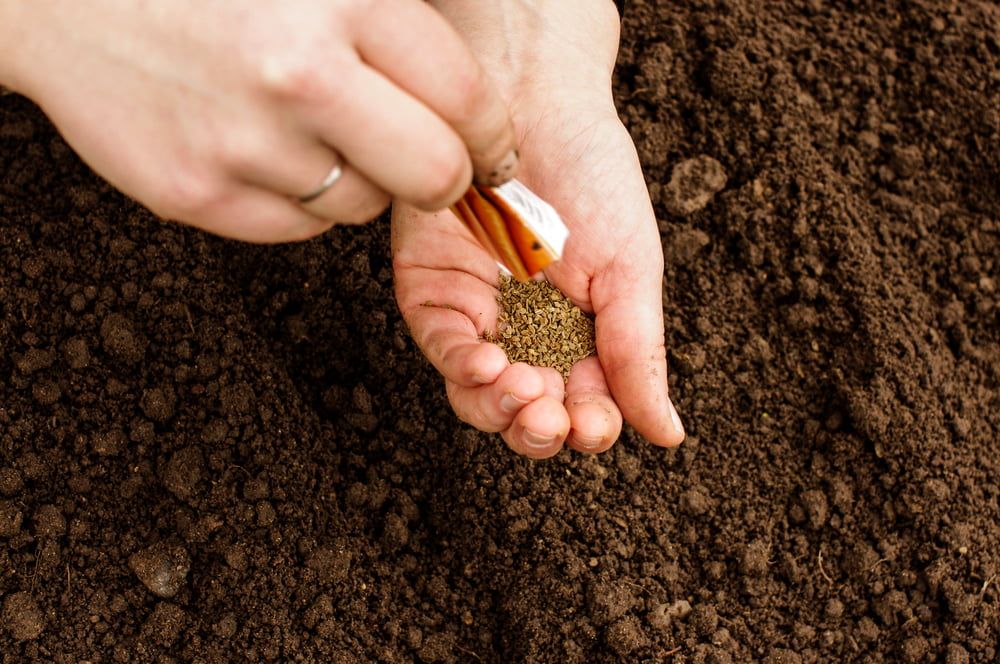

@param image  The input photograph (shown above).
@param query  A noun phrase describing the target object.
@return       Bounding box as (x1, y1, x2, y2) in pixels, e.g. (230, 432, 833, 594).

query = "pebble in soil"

(488, 275, 595, 380)
(128, 542, 192, 599)
(662, 155, 728, 216)
(2, 592, 45, 641)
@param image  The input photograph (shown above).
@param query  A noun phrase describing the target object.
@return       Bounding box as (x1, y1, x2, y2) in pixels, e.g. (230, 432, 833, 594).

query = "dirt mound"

(2, 0, 998, 661)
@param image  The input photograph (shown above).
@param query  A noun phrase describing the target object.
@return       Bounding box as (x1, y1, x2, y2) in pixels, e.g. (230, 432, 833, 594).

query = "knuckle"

(338, 193, 390, 225)
(147, 169, 222, 221)
(445, 384, 471, 421)
(416, 145, 470, 208)
(448, 64, 487, 122)
(255, 53, 333, 104)
(472, 405, 500, 432)
(415, 325, 438, 357)
(450, 395, 497, 432)
(216, 128, 268, 175)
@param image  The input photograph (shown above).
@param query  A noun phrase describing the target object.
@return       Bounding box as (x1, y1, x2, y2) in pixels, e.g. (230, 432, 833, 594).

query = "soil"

(1, 1, 999, 662)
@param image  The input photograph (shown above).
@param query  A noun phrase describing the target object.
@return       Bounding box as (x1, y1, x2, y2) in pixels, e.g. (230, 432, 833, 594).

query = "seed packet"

(450, 180, 569, 282)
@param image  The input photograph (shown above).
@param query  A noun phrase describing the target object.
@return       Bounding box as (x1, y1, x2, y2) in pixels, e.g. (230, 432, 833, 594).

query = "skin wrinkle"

(393, 228, 498, 282)
(528, 117, 631, 293)
(400, 278, 496, 336)
(532, 118, 599, 313)
(431, 0, 544, 96)
(416, 317, 480, 363)
(596, 341, 669, 376)
(396, 260, 497, 295)
(568, 395, 614, 414)
(439, 338, 488, 380)
(446, 382, 497, 430)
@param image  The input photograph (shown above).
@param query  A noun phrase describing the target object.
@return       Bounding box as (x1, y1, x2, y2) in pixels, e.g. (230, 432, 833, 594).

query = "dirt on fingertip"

(2, 0, 998, 662)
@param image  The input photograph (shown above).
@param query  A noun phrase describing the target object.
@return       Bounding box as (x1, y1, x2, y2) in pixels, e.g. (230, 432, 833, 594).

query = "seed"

(486, 275, 596, 380)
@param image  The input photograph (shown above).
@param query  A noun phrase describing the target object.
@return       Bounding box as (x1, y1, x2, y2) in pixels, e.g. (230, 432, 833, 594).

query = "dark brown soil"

(2, 1, 998, 661)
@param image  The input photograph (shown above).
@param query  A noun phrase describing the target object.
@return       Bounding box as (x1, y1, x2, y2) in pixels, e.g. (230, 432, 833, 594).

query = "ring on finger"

(298, 160, 344, 204)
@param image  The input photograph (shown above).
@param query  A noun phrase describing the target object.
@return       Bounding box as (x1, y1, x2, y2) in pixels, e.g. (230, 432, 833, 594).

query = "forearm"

(0, 0, 24, 89)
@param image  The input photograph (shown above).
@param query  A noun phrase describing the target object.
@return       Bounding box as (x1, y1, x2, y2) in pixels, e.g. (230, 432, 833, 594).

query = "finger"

(300, 60, 472, 210)
(446, 363, 548, 432)
(355, 0, 518, 186)
(410, 306, 508, 387)
(564, 356, 623, 454)
(538, 367, 567, 403)
(298, 162, 390, 225)
(392, 207, 500, 284)
(215, 126, 390, 224)
(395, 265, 499, 337)
(176, 183, 334, 243)
(592, 260, 685, 447)
(395, 268, 501, 388)
(244, 154, 389, 225)
(502, 395, 570, 459)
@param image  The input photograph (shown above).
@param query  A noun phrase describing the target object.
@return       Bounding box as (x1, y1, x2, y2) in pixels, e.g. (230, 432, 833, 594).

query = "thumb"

(591, 257, 684, 446)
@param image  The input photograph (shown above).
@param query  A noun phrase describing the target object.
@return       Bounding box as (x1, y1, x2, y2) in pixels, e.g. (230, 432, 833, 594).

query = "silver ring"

(298, 162, 344, 203)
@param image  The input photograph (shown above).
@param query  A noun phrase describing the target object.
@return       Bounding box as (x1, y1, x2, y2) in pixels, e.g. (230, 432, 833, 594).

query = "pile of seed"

(488, 275, 595, 380)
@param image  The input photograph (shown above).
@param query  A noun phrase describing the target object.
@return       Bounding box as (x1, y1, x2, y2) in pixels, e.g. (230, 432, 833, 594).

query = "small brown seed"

(487, 275, 595, 380)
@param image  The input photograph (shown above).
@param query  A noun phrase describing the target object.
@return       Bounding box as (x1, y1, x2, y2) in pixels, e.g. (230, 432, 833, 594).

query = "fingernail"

(573, 433, 605, 451)
(500, 392, 529, 414)
(668, 398, 685, 435)
(479, 149, 519, 187)
(523, 429, 556, 450)
(472, 373, 491, 385)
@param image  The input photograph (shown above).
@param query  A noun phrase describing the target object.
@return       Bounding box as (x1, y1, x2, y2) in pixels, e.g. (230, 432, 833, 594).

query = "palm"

(509, 105, 660, 310)
(392, 98, 683, 458)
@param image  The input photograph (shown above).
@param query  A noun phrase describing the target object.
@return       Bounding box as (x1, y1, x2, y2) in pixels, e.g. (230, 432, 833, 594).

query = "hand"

(0, 0, 518, 242)
(392, 0, 684, 458)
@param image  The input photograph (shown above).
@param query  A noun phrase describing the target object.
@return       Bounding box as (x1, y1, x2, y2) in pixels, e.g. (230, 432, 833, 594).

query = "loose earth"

(1, 1, 998, 662)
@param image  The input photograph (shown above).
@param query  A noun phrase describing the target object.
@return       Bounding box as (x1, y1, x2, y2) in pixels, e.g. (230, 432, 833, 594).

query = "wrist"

(431, 0, 620, 107)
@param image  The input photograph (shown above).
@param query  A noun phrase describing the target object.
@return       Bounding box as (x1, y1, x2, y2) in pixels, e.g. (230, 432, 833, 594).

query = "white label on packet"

(494, 179, 569, 259)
